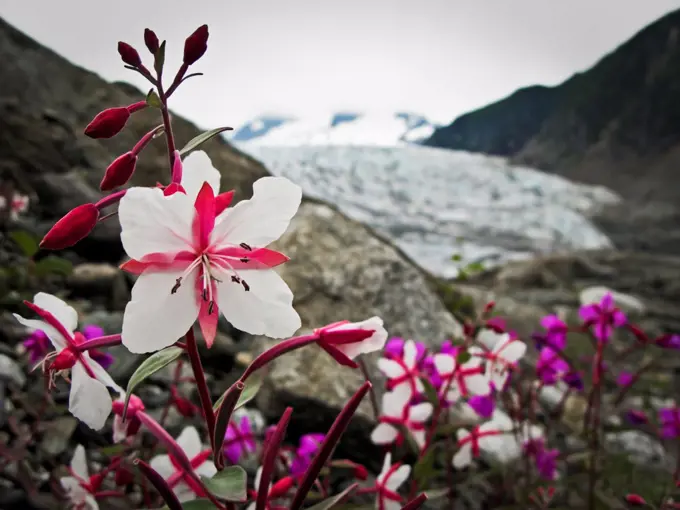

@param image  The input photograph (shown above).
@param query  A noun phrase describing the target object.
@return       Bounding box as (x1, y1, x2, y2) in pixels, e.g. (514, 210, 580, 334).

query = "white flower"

(13, 293, 121, 430)
(377, 340, 424, 397)
(433, 348, 490, 403)
(118, 151, 302, 353)
(60, 445, 99, 510)
(485, 334, 526, 389)
(375, 453, 410, 510)
(150, 426, 217, 503)
(316, 316, 388, 363)
(371, 385, 432, 450)
(452, 421, 502, 469)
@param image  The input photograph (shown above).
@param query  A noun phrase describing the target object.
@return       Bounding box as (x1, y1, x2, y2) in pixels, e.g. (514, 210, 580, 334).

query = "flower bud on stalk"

(84, 101, 147, 139)
(183, 25, 209, 66)
(144, 28, 160, 54)
(117, 42, 142, 67)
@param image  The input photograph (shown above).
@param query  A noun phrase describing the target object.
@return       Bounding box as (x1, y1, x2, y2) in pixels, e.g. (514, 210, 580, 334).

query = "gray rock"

(579, 285, 646, 315)
(0, 354, 25, 387)
(604, 430, 672, 468)
(68, 263, 129, 310)
(39, 416, 78, 456)
(250, 201, 462, 464)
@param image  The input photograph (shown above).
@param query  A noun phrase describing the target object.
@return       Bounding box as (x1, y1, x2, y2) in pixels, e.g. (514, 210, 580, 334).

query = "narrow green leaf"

(124, 346, 184, 416)
(9, 230, 38, 257)
(451, 253, 462, 262)
(200, 466, 247, 502)
(179, 127, 234, 156)
(146, 88, 162, 108)
(413, 445, 437, 490)
(305, 484, 358, 510)
(213, 367, 266, 412)
(423, 488, 449, 501)
(419, 375, 440, 407)
(34, 255, 73, 277)
(154, 40, 166, 76)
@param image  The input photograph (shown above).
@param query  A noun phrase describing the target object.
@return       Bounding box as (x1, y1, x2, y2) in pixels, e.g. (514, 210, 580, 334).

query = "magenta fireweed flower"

(22, 329, 51, 364)
(616, 371, 634, 387)
(536, 347, 570, 386)
(82, 324, 115, 370)
(658, 407, 680, 439)
(625, 409, 648, 425)
(378, 340, 425, 398)
(539, 315, 568, 350)
(655, 334, 680, 350)
(384, 337, 427, 365)
(117, 150, 302, 353)
(579, 293, 627, 343)
(290, 433, 325, 476)
(223, 416, 256, 464)
(467, 394, 495, 418)
(524, 439, 558, 480)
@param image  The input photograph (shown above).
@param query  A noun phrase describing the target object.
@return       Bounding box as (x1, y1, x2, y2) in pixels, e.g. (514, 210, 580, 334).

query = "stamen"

(170, 257, 203, 294)
(231, 275, 241, 283)
(239, 242, 252, 251)
(241, 280, 250, 292)
(208, 301, 215, 314)
(239, 257, 249, 263)
(172, 278, 182, 294)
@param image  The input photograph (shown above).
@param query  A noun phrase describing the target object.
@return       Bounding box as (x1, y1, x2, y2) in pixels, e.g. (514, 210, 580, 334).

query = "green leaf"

(124, 346, 184, 416)
(413, 445, 437, 490)
(419, 375, 440, 407)
(9, 230, 38, 257)
(179, 127, 234, 156)
(98, 444, 126, 456)
(33, 255, 73, 277)
(160, 499, 214, 510)
(451, 253, 462, 262)
(456, 349, 471, 365)
(200, 466, 247, 502)
(213, 367, 266, 412)
(154, 40, 166, 76)
(146, 88, 162, 108)
(305, 484, 358, 510)
(464, 261, 485, 274)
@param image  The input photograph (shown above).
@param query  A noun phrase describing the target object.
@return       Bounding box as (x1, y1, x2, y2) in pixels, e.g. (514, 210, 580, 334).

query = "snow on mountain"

(229, 111, 437, 146)
(235, 143, 621, 278)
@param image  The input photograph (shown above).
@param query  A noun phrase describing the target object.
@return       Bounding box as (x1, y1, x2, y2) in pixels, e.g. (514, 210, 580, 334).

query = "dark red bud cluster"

(144, 28, 160, 54)
(101, 152, 138, 191)
(40, 203, 99, 250)
(117, 42, 142, 67)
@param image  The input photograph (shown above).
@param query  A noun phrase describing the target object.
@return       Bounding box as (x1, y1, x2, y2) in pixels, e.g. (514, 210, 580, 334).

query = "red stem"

(76, 334, 122, 352)
(240, 334, 318, 381)
(184, 328, 216, 447)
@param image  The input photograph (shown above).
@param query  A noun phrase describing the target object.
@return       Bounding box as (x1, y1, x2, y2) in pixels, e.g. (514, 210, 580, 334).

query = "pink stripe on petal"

(193, 182, 216, 250)
(215, 190, 235, 214)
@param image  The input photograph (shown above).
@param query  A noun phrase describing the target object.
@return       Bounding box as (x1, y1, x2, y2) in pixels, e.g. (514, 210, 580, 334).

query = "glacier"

(235, 143, 621, 279)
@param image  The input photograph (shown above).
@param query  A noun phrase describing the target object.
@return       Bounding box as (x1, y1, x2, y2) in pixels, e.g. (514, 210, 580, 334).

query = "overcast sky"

(2, 0, 679, 129)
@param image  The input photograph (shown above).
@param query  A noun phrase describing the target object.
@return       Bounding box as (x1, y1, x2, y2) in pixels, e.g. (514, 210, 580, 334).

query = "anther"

(171, 277, 182, 294)
(239, 242, 252, 251)
(202, 288, 208, 301)
(231, 275, 241, 283)
(241, 280, 250, 292)
(239, 257, 249, 263)
(208, 301, 215, 314)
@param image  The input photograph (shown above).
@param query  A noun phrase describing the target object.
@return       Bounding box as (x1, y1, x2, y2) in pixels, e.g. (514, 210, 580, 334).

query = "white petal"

(176, 426, 203, 458)
(83, 353, 122, 394)
(254, 467, 263, 492)
(195, 460, 217, 480)
(370, 423, 398, 445)
(33, 292, 78, 333)
(181, 150, 221, 200)
(498, 340, 527, 363)
(452, 444, 472, 469)
(409, 403, 433, 423)
(477, 329, 506, 350)
(490, 369, 509, 390)
(84, 494, 100, 510)
(212, 176, 301, 247)
(490, 333, 512, 354)
(382, 386, 411, 417)
(386, 464, 411, 491)
(69, 363, 113, 430)
(122, 269, 200, 354)
(411, 429, 427, 449)
(118, 187, 194, 260)
(70, 444, 89, 479)
(377, 358, 404, 379)
(112, 415, 127, 443)
(376, 453, 392, 484)
(216, 268, 300, 338)
(433, 353, 454, 376)
(150, 454, 174, 481)
(464, 373, 492, 396)
(12, 314, 67, 350)
(333, 317, 388, 359)
(403, 340, 417, 368)
(175, 483, 196, 503)
(60, 476, 88, 506)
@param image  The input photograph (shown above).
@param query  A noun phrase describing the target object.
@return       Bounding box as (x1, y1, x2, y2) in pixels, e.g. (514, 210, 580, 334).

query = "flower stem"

(240, 334, 318, 381)
(156, 78, 177, 177)
(76, 334, 122, 352)
(357, 356, 379, 420)
(184, 328, 216, 447)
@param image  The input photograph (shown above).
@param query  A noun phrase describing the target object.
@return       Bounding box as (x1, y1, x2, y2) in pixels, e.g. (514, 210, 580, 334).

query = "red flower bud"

(100, 152, 138, 191)
(269, 476, 294, 499)
(117, 41, 142, 67)
(84, 107, 131, 139)
(353, 464, 368, 480)
(183, 24, 209, 65)
(144, 29, 160, 54)
(624, 494, 646, 506)
(52, 349, 77, 371)
(40, 203, 99, 250)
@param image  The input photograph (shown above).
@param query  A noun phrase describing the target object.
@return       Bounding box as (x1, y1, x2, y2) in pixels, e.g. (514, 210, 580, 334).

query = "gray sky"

(2, 0, 679, 128)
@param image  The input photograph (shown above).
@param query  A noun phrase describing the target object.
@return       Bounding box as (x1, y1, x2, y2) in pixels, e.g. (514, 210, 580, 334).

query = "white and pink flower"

(316, 316, 388, 366)
(13, 293, 121, 430)
(118, 151, 302, 353)
(60, 445, 99, 510)
(433, 348, 490, 404)
(377, 340, 424, 398)
(483, 334, 526, 389)
(374, 453, 411, 510)
(149, 426, 217, 503)
(371, 385, 432, 449)
(452, 421, 504, 469)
